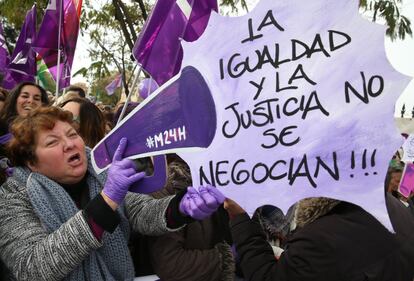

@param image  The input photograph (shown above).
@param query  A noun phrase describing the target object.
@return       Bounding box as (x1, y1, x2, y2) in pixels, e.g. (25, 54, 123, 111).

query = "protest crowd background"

(0, 0, 414, 280)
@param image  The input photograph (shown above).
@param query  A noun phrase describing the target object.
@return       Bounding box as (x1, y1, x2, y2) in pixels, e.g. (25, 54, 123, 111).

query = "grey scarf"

(12, 150, 135, 281)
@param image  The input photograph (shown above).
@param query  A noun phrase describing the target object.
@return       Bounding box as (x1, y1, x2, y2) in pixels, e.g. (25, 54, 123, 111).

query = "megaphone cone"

(92, 65, 217, 174)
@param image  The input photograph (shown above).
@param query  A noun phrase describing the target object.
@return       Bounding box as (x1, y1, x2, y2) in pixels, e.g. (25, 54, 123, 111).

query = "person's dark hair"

(60, 98, 106, 148)
(150, 158, 192, 199)
(7, 106, 73, 167)
(0, 82, 49, 124)
(0, 87, 8, 102)
(103, 111, 114, 131)
(253, 205, 292, 243)
(67, 85, 86, 98)
(113, 102, 139, 126)
(78, 100, 106, 147)
(165, 160, 192, 193)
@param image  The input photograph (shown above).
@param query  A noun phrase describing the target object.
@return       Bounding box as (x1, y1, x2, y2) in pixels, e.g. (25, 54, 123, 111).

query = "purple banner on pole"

(132, 0, 217, 86)
(0, 133, 12, 145)
(3, 5, 36, 89)
(8, 4, 37, 77)
(399, 163, 414, 198)
(2, 5, 37, 89)
(105, 74, 123, 96)
(0, 23, 10, 74)
(33, 0, 82, 90)
(138, 78, 158, 99)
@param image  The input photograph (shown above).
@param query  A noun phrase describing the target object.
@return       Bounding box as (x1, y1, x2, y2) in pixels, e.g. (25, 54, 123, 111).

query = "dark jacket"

(230, 195, 414, 281)
(146, 160, 235, 281)
(149, 206, 234, 281)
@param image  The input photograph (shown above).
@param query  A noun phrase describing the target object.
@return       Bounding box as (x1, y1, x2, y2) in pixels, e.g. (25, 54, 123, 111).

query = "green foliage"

(0, 0, 49, 33)
(89, 73, 122, 106)
(220, 0, 248, 13)
(80, 0, 140, 96)
(360, 0, 412, 40)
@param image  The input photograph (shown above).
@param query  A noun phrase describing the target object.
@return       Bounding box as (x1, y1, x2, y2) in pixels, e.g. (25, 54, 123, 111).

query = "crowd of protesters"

(0, 81, 412, 281)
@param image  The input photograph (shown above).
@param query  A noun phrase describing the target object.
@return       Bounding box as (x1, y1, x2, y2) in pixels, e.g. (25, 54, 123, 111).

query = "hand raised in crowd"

(179, 185, 226, 220)
(101, 138, 145, 209)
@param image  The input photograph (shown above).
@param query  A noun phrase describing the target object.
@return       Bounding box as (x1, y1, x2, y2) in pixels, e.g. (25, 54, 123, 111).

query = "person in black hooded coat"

(225, 194, 414, 281)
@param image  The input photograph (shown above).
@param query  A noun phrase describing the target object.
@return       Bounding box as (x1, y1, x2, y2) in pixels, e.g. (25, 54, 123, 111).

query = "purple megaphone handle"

(92, 65, 216, 192)
(129, 155, 167, 194)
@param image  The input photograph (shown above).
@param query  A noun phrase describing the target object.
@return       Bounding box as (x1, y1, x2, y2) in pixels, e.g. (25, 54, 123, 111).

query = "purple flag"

(132, 0, 217, 86)
(399, 163, 414, 198)
(2, 5, 37, 90)
(0, 23, 10, 74)
(33, 0, 82, 90)
(105, 74, 123, 96)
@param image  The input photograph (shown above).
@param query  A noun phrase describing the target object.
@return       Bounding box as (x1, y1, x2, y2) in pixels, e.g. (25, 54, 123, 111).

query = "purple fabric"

(399, 163, 414, 198)
(88, 218, 104, 241)
(0, 133, 12, 145)
(179, 185, 225, 220)
(138, 78, 158, 99)
(5, 167, 13, 177)
(0, 23, 10, 74)
(103, 138, 146, 204)
(92, 66, 216, 171)
(33, 0, 82, 90)
(2, 5, 37, 90)
(132, 0, 217, 86)
(178, 0, 411, 231)
(105, 74, 123, 96)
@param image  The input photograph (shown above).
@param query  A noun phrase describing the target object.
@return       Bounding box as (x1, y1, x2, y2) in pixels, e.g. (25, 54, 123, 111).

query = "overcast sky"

(71, 0, 414, 114)
(386, 0, 414, 116)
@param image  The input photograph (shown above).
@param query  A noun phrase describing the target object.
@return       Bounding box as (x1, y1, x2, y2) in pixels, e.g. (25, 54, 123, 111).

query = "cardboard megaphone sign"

(92, 66, 217, 193)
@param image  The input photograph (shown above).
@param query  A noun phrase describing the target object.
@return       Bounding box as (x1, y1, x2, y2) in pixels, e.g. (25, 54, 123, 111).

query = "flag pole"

(147, 77, 152, 97)
(130, 69, 141, 98)
(116, 66, 142, 125)
(55, 0, 63, 98)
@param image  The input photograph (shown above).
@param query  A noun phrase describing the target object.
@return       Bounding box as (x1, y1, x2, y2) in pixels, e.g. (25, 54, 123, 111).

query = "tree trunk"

(116, 0, 138, 42)
(132, 0, 148, 21)
(112, 0, 135, 51)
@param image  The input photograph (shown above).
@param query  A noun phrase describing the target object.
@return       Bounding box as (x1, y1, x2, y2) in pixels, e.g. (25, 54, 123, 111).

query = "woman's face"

(16, 85, 43, 117)
(388, 171, 403, 193)
(28, 120, 88, 184)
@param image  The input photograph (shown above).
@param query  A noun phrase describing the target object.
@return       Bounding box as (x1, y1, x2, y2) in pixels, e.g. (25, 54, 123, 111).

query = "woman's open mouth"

(68, 153, 82, 165)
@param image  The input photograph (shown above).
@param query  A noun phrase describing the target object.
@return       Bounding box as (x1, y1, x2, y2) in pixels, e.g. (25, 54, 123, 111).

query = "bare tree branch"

(132, 0, 148, 21)
(112, 0, 135, 50)
(90, 33, 122, 74)
(117, 0, 138, 42)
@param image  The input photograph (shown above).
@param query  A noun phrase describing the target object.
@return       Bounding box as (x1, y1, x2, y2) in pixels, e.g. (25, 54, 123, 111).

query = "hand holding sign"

(179, 185, 225, 220)
(178, 0, 411, 230)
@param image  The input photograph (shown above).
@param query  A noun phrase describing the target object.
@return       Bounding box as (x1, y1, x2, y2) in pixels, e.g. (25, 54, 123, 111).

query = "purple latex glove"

(179, 185, 225, 220)
(102, 138, 145, 205)
(5, 167, 13, 177)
